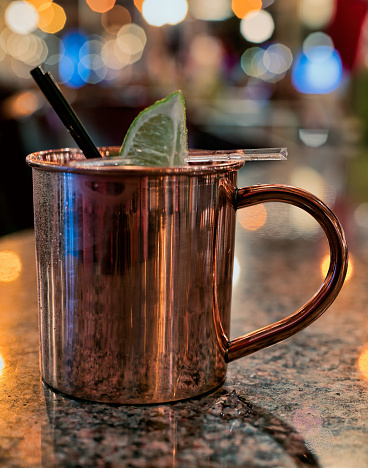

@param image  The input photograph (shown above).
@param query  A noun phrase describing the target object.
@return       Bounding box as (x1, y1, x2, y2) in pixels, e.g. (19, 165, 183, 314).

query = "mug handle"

(214, 183, 348, 363)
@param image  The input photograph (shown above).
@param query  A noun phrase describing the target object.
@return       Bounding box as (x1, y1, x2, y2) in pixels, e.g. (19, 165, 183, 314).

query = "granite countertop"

(1, 158, 368, 467)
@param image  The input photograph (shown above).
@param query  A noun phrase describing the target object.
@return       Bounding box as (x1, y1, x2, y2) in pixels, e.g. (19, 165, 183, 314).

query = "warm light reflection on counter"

(358, 348, 368, 381)
(0, 251, 22, 282)
(321, 254, 353, 282)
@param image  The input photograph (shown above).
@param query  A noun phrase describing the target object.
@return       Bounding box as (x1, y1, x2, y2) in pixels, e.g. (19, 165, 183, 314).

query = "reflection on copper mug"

(26, 148, 348, 404)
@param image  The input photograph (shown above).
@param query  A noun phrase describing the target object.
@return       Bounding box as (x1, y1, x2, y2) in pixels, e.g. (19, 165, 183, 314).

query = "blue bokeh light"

(291, 46, 342, 94)
(59, 30, 89, 88)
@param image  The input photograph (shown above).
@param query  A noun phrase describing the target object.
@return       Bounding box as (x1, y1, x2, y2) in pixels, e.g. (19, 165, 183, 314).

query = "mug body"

(27, 148, 243, 403)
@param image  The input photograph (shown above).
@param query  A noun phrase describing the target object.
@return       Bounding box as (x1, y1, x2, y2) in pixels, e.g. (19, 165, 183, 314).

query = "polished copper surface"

(27, 148, 241, 403)
(26, 148, 348, 404)
(213, 181, 348, 362)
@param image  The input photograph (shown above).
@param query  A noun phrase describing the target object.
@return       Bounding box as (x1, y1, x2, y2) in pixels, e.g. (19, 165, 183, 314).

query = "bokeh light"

(26, 0, 51, 7)
(190, 0, 232, 21)
(190, 34, 224, 68)
(43, 34, 64, 76)
(79, 36, 107, 84)
(241, 43, 292, 82)
(291, 166, 325, 200)
(303, 32, 334, 57)
(101, 38, 130, 70)
(232, 0, 262, 19)
(240, 10, 275, 43)
(2, 90, 41, 119)
(134, 0, 144, 13)
(142, 0, 188, 26)
(86, 0, 116, 14)
(237, 204, 267, 231)
(292, 41, 342, 94)
(354, 203, 368, 230)
(233, 257, 240, 285)
(299, 129, 329, 147)
(0, 356, 4, 377)
(358, 348, 368, 381)
(5, 31, 48, 67)
(264, 44, 293, 74)
(5, 1, 39, 35)
(116, 23, 147, 64)
(290, 166, 330, 234)
(59, 30, 89, 88)
(0, 251, 22, 282)
(43, 32, 64, 58)
(321, 254, 353, 282)
(241, 47, 266, 77)
(299, 0, 335, 29)
(38, 2, 66, 34)
(101, 5, 131, 35)
(0, 38, 5, 62)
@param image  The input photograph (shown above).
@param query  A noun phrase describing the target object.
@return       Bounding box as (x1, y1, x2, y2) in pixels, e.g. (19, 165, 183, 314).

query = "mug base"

(41, 378, 227, 405)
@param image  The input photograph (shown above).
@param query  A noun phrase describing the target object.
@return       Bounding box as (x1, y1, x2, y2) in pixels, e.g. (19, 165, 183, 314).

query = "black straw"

(30, 66, 101, 159)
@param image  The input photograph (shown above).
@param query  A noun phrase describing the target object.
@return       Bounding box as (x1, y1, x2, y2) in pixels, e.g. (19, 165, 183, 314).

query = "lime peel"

(119, 90, 188, 167)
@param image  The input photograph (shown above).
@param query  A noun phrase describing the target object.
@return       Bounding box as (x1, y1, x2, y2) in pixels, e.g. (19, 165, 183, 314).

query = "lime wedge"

(119, 90, 188, 166)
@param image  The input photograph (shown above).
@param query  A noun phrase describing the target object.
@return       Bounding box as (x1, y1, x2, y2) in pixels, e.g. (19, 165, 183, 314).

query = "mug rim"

(26, 147, 245, 176)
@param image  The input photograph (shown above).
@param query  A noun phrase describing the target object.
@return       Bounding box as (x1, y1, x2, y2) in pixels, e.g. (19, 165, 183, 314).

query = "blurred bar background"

(0, 0, 367, 259)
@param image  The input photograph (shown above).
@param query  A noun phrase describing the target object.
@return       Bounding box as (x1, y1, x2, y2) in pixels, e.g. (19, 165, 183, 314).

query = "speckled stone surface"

(1, 188, 367, 468)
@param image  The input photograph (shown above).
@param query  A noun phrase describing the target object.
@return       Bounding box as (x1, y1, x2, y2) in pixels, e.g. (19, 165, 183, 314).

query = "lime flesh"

(119, 90, 188, 166)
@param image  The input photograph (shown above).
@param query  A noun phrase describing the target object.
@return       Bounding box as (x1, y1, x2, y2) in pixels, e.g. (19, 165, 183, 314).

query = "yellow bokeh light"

(358, 348, 368, 380)
(0, 356, 4, 377)
(299, 0, 335, 29)
(37, 2, 54, 29)
(0, 251, 22, 282)
(321, 254, 353, 282)
(87, 0, 116, 14)
(238, 204, 267, 231)
(26, 0, 52, 8)
(232, 0, 262, 18)
(38, 2, 66, 33)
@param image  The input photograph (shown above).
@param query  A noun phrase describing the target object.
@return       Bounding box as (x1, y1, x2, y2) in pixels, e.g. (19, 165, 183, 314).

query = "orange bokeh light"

(321, 254, 353, 282)
(3, 91, 40, 120)
(38, 2, 66, 33)
(134, 0, 145, 13)
(87, 0, 116, 14)
(232, 0, 262, 18)
(0, 251, 22, 282)
(237, 204, 267, 231)
(101, 5, 131, 35)
(25, 0, 52, 8)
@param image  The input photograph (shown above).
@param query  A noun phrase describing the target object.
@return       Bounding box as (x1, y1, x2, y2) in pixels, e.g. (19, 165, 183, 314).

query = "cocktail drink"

(26, 84, 348, 403)
(26, 145, 347, 404)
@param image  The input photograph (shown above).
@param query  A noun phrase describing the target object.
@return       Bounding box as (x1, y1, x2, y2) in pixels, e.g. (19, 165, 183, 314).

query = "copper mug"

(26, 148, 348, 404)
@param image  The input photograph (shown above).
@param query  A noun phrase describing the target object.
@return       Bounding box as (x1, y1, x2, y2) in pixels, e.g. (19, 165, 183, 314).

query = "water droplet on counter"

(208, 389, 252, 419)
